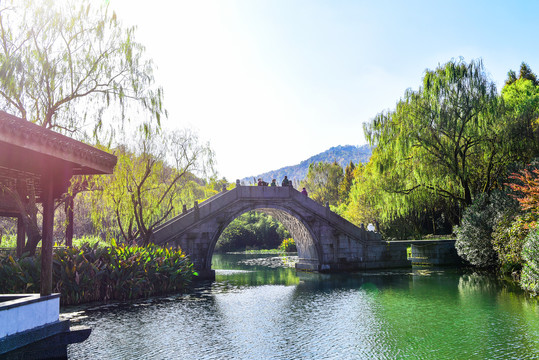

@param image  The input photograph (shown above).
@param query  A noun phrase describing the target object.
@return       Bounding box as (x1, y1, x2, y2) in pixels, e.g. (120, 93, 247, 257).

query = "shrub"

(454, 191, 518, 267)
(492, 212, 537, 273)
(0, 254, 40, 293)
(492, 164, 539, 277)
(279, 238, 296, 253)
(0, 240, 195, 305)
(521, 229, 539, 295)
(507, 168, 539, 216)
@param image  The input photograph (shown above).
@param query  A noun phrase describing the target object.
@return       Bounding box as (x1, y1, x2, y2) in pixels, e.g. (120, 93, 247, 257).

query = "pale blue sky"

(110, 0, 539, 181)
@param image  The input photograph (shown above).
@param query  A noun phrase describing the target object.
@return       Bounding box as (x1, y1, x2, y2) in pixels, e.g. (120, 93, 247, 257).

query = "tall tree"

(0, 0, 164, 137)
(506, 62, 539, 87)
(301, 161, 343, 206)
(501, 76, 539, 160)
(364, 59, 503, 213)
(339, 161, 356, 203)
(338, 162, 378, 227)
(90, 128, 214, 245)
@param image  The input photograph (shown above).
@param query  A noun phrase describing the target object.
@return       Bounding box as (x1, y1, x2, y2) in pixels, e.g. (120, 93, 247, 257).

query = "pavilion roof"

(0, 111, 117, 215)
(0, 111, 117, 175)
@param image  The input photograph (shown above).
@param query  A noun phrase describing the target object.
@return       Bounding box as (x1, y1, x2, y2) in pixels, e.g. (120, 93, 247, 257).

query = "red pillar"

(65, 195, 74, 247)
(40, 174, 54, 296)
(16, 216, 25, 257)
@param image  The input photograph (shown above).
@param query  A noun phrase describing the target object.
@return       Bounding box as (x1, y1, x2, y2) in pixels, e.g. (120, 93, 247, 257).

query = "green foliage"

(89, 129, 214, 245)
(490, 164, 539, 273)
(0, 241, 195, 305)
(492, 213, 535, 273)
(279, 238, 296, 253)
(0, 234, 16, 247)
(206, 177, 231, 193)
(454, 191, 518, 267)
(0, 0, 164, 138)
(215, 212, 290, 252)
(501, 79, 539, 159)
(335, 162, 377, 226)
(216, 225, 257, 253)
(506, 62, 539, 87)
(339, 161, 356, 203)
(0, 235, 108, 250)
(506, 70, 518, 87)
(0, 0, 165, 255)
(361, 58, 539, 228)
(70, 235, 110, 248)
(520, 229, 539, 295)
(379, 212, 451, 240)
(0, 254, 40, 293)
(301, 161, 344, 206)
(336, 159, 455, 238)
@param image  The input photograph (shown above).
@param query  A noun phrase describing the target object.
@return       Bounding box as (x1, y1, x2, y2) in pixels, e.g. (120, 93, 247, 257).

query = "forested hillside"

(241, 144, 372, 184)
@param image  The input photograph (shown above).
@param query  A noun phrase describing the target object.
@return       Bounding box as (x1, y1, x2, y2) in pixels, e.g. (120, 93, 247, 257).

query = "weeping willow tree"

(363, 59, 512, 224)
(0, 0, 164, 138)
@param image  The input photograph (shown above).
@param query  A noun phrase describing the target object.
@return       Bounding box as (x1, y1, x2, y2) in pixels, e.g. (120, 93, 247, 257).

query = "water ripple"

(67, 259, 539, 359)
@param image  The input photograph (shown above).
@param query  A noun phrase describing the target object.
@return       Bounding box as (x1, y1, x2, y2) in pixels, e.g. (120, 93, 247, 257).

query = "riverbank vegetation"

(0, 0, 220, 301)
(300, 59, 539, 295)
(0, 240, 195, 305)
(0, 0, 167, 256)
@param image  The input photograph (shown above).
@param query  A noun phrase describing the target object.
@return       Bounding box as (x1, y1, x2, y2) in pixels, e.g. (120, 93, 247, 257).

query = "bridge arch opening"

(207, 205, 322, 272)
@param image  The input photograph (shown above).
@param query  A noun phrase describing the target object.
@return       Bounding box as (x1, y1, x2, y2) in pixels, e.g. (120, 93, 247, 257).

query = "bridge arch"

(206, 204, 323, 271)
(151, 186, 400, 279)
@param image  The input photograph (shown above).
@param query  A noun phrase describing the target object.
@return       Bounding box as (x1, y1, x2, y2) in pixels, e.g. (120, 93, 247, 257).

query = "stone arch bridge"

(151, 186, 411, 279)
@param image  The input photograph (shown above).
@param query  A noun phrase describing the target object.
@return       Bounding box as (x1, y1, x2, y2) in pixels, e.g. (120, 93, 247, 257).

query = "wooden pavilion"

(0, 110, 117, 296)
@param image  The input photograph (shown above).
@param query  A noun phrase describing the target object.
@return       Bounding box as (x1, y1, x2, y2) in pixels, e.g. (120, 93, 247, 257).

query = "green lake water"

(66, 253, 539, 359)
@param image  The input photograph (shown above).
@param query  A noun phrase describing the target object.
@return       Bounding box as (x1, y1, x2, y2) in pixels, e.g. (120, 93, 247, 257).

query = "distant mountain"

(241, 144, 372, 185)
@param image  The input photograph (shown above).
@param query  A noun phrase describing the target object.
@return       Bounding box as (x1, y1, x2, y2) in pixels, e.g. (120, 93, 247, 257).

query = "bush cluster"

(279, 238, 297, 253)
(454, 164, 539, 294)
(492, 213, 537, 273)
(521, 229, 539, 294)
(0, 240, 195, 305)
(454, 191, 519, 267)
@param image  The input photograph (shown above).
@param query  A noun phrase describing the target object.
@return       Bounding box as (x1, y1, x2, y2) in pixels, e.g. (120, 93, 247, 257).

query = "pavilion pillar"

(16, 216, 25, 257)
(65, 195, 74, 247)
(40, 174, 55, 297)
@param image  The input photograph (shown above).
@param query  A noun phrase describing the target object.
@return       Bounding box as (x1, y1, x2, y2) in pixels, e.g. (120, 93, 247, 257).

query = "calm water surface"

(66, 253, 539, 359)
